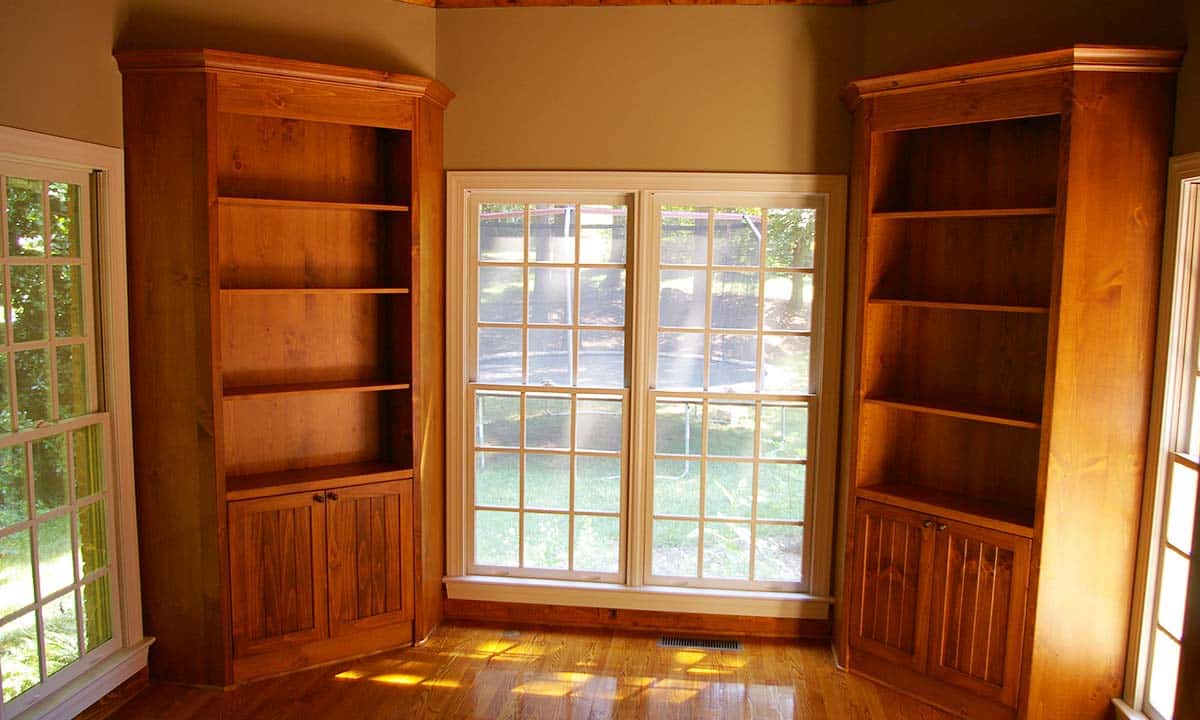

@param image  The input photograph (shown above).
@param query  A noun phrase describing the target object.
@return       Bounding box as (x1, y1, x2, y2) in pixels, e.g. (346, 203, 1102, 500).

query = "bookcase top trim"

(115, 48, 455, 108)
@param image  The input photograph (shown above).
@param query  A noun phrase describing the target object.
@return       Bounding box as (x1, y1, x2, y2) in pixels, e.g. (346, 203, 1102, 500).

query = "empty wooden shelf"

(118, 48, 452, 686)
(838, 45, 1181, 720)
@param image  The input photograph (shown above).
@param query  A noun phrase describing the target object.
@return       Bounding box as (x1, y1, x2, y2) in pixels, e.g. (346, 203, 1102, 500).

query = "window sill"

(13, 638, 152, 720)
(1112, 699, 1153, 720)
(443, 576, 833, 619)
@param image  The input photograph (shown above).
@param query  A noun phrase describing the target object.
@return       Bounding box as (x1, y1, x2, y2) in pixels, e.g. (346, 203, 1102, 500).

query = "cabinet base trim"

(232, 624, 414, 684)
(849, 651, 1015, 720)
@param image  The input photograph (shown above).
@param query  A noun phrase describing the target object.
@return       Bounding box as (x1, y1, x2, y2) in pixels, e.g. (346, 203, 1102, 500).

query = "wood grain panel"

(217, 73, 416, 130)
(327, 480, 415, 638)
(228, 492, 328, 658)
(848, 500, 934, 672)
(864, 73, 1067, 134)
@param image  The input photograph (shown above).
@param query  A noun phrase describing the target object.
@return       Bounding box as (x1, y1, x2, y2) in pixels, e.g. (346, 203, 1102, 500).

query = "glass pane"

(33, 433, 68, 513)
(11, 265, 48, 343)
(660, 206, 708, 266)
(0, 610, 39, 702)
(7, 177, 45, 257)
(478, 266, 523, 324)
(73, 424, 103, 499)
(709, 334, 757, 391)
(578, 330, 624, 389)
(1148, 630, 1181, 718)
(711, 272, 759, 330)
(756, 524, 803, 581)
(42, 592, 80, 676)
(479, 203, 524, 262)
(575, 456, 620, 513)
(761, 404, 808, 459)
(758, 464, 805, 521)
(527, 267, 573, 324)
(49, 182, 81, 257)
(0, 352, 9, 432)
(57, 344, 89, 419)
(705, 461, 753, 518)
(1167, 461, 1197, 552)
(0, 443, 27, 528)
(764, 272, 812, 332)
(475, 452, 519, 508)
(0, 273, 8, 342)
(525, 394, 570, 449)
(706, 403, 756, 458)
(529, 204, 575, 263)
(476, 327, 522, 384)
(714, 207, 762, 266)
(574, 515, 619, 573)
(762, 335, 810, 393)
(654, 401, 702, 456)
(1158, 548, 1190, 640)
(53, 265, 85, 338)
(579, 205, 627, 264)
(652, 519, 698, 577)
(703, 523, 751, 579)
(653, 459, 699, 516)
(576, 398, 622, 452)
(16, 348, 51, 429)
(525, 454, 569, 510)
(82, 574, 112, 651)
(475, 510, 519, 567)
(766, 208, 816, 268)
(38, 513, 74, 595)
(659, 270, 707, 329)
(78, 499, 108, 576)
(0, 529, 34, 616)
(579, 269, 625, 326)
(475, 392, 520, 448)
(527, 329, 572, 386)
(657, 333, 704, 390)
(524, 512, 568, 569)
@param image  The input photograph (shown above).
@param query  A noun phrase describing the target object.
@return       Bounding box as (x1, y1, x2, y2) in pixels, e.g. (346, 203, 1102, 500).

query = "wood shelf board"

(870, 208, 1056, 220)
(862, 396, 1041, 430)
(226, 462, 414, 501)
(856, 483, 1035, 538)
(867, 298, 1049, 314)
(223, 380, 411, 399)
(221, 288, 411, 295)
(216, 196, 410, 213)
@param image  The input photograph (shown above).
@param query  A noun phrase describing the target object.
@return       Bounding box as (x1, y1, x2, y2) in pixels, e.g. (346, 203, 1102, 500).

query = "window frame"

(1118, 153, 1200, 720)
(0, 126, 146, 720)
(446, 172, 845, 617)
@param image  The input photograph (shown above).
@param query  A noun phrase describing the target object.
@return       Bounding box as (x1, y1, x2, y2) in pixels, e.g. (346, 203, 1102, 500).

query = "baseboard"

(444, 598, 832, 639)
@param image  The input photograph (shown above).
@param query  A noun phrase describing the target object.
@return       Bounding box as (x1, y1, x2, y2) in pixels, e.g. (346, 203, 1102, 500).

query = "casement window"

(0, 128, 145, 720)
(446, 173, 845, 615)
(1121, 155, 1200, 720)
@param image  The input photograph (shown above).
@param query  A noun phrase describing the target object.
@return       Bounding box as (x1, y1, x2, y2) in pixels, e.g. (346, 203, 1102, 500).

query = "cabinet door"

(228, 492, 328, 658)
(326, 479, 414, 637)
(928, 519, 1030, 707)
(848, 499, 936, 671)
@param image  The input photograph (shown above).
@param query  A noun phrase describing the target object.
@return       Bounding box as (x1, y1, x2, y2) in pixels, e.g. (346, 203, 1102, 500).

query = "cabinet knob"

(326, 491, 339, 501)
(922, 520, 934, 529)
(936, 523, 948, 532)
(313, 493, 325, 503)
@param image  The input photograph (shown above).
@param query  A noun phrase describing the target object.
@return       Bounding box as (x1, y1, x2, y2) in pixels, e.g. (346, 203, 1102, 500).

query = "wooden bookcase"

(837, 47, 1181, 720)
(117, 50, 451, 685)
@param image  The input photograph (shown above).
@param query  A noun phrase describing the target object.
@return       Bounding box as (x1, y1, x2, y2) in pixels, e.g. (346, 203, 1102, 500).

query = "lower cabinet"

(848, 500, 1031, 716)
(228, 479, 414, 680)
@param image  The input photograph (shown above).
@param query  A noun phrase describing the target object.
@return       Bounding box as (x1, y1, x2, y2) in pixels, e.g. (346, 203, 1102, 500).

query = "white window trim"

(445, 171, 846, 617)
(1118, 152, 1200, 720)
(0, 125, 149, 720)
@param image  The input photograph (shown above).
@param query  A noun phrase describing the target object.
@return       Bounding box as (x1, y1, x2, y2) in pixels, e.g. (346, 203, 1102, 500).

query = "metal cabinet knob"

(313, 494, 325, 503)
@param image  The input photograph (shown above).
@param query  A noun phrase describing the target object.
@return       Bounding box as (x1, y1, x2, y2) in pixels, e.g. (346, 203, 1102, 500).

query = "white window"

(447, 173, 845, 615)
(0, 128, 145, 720)
(1122, 154, 1200, 720)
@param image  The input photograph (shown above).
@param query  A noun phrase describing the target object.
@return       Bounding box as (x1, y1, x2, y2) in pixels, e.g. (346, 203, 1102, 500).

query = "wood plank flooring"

(111, 623, 955, 719)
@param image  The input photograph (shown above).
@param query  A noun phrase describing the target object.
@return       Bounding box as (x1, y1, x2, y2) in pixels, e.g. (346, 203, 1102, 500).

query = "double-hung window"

(447, 172, 845, 614)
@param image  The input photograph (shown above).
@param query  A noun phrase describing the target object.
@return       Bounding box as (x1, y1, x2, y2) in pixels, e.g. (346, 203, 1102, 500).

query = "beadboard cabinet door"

(848, 500, 936, 672)
(229, 492, 328, 658)
(928, 519, 1030, 708)
(326, 479, 414, 637)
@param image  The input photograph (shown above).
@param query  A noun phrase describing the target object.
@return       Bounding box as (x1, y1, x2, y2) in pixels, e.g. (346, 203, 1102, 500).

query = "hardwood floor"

(111, 623, 955, 719)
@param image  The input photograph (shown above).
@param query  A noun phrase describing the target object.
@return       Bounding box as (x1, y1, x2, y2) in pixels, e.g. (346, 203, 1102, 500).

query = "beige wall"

(437, 6, 863, 174)
(0, 0, 436, 149)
